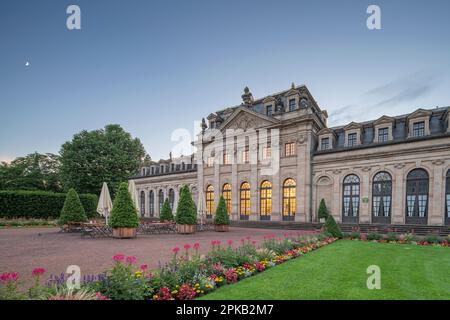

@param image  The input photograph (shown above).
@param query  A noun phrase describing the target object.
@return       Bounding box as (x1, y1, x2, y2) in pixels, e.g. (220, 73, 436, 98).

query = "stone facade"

(130, 84, 450, 226)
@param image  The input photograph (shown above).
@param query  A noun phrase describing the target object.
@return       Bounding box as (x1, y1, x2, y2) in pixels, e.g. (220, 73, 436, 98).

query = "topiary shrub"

(318, 199, 329, 220)
(175, 185, 197, 225)
(214, 196, 230, 225)
(108, 182, 139, 228)
(323, 215, 343, 239)
(160, 198, 174, 222)
(58, 188, 88, 225)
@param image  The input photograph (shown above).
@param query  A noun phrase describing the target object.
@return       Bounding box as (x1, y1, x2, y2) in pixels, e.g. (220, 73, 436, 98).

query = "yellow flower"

(196, 290, 201, 293)
(171, 290, 178, 294)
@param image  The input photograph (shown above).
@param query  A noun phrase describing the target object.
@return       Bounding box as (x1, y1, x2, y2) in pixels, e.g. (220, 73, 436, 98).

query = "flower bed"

(0, 233, 337, 300)
(343, 231, 449, 247)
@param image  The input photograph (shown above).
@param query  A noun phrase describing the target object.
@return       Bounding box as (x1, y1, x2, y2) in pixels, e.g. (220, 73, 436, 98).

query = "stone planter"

(113, 227, 137, 239)
(177, 224, 196, 234)
(214, 224, 229, 232)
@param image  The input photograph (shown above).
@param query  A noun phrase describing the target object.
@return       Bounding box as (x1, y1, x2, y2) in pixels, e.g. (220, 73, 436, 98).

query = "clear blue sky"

(1, 0, 450, 162)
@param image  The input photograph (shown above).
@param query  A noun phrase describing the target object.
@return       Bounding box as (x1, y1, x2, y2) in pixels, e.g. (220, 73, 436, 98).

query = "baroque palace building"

(130, 84, 450, 226)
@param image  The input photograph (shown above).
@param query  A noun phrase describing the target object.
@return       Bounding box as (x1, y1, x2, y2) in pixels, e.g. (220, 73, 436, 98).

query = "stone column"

(430, 161, 445, 225)
(392, 164, 405, 224)
(295, 133, 310, 222)
(250, 133, 258, 221)
(359, 168, 371, 223)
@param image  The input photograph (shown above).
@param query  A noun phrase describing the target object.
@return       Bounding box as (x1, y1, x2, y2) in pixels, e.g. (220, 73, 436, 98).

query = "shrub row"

(0, 190, 98, 219)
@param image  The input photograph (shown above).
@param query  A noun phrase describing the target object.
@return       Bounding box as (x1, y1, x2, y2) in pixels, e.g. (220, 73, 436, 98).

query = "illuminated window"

(240, 182, 251, 220)
(223, 153, 231, 165)
(222, 183, 232, 215)
(207, 157, 214, 167)
(285, 142, 295, 156)
(282, 178, 296, 221)
(206, 185, 215, 218)
(263, 146, 271, 159)
(242, 148, 249, 164)
(260, 181, 272, 220)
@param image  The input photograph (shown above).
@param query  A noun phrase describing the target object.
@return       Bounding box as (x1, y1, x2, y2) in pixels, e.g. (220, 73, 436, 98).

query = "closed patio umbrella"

(128, 179, 139, 213)
(197, 188, 206, 224)
(97, 182, 113, 225)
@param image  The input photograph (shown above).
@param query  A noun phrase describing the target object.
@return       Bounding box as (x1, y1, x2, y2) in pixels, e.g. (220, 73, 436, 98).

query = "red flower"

(0, 272, 19, 282)
(184, 244, 191, 250)
(32, 268, 46, 277)
(154, 287, 174, 300)
(140, 264, 148, 271)
(227, 239, 233, 246)
(113, 254, 125, 263)
(177, 284, 197, 300)
(193, 243, 200, 250)
(172, 247, 180, 254)
(224, 268, 238, 283)
(126, 256, 137, 265)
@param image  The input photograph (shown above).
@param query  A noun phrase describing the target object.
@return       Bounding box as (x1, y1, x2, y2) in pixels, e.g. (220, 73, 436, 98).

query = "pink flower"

(172, 247, 180, 254)
(193, 243, 200, 250)
(0, 272, 19, 282)
(184, 244, 191, 250)
(227, 239, 233, 246)
(140, 264, 148, 271)
(113, 254, 125, 263)
(246, 236, 251, 240)
(251, 240, 257, 246)
(32, 268, 46, 277)
(126, 256, 137, 265)
(240, 238, 245, 243)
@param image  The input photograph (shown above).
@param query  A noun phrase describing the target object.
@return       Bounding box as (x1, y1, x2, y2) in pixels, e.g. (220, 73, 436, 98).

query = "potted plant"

(58, 188, 88, 231)
(318, 199, 329, 223)
(109, 182, 139, 238)
(160, 198, 174, 222)
(175, 185, 197, 234)
(214, 196, 230, 232)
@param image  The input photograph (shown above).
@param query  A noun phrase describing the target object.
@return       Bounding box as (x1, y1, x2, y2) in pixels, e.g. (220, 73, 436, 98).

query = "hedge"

(0, 190, 98, 219)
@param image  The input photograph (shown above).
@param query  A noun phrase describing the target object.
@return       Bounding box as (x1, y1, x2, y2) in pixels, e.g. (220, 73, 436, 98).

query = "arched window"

(282, 179, 296, 221)
(260, 181, 272, 220)
(169, 189, 175, 211)
(372, 172, 392, 223)
(406, 169, 429, 224)
(222, 184, 232, 215)
(446, 170, 450, 225)
(149, 191, 154, 217)
(342, 174, 360, 223)
(159, 190, 164, 212)
(240, 182, 251, 220)
(206, 185, 214, 218)
(140, 191, 146, 217)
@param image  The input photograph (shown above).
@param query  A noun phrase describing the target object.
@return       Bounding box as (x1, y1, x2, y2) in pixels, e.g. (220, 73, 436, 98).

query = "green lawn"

(200, 240, 450, 300)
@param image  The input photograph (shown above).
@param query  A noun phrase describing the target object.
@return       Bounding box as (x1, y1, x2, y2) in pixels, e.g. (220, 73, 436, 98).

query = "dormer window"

(413, 121, 425, 137)
(378, 127, 389, 142)
(266, 105, 273, 116)
(288, 99, 296, 112)
(347, 133, 357, 147)
(320, 137, 330, 150)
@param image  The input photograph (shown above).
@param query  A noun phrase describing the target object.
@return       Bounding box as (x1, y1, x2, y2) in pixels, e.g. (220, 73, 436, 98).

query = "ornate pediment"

(343, 121, 363, 131)
(373, 115, 395, 125)
(407, 108, 432, 120)
(220, 107, 279, 132)
(317, 127, 336, 136)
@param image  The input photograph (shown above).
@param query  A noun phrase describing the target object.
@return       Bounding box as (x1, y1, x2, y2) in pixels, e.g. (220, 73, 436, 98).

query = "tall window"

(320, 137, 330, 150)
(260, 181, 272, 220)
(282, 178, 296, 221)
(342, 174, 360, 223)
(446, 170, 450, 225)
(168, 189, 175, 210)
(263, 145, 271, 159)
(149, 191, 154, 217)
(266, 105, 273, 116)
(413, 121, 425, 137)
(372, 172, 392, 223)
(140, 191, 146, 217)
(223, 153, 231, 165)
(242, 148, 249, 164)
(222, 184, 232, 215)
(206, 185, 215, 218)
(406, 169, 429, 224)
(240, 182, 251, 220)
(378, 128, 389, 142)
(288, 99, 296, 111)
(347, 133, 357, 147)
(207, 157, 214, 167)
(285, 142, 295, 156)
(158, 190, 164, 211)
